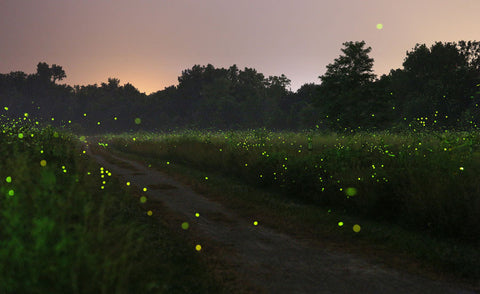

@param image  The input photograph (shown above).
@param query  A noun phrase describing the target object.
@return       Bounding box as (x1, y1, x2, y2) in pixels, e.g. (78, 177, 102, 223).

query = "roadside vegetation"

(102, 129, 480, 284)
(0, 117, 220, 294)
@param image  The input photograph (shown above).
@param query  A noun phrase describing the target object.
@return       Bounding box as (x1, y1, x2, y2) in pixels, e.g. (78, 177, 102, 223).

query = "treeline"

(1, 40, 479, 134)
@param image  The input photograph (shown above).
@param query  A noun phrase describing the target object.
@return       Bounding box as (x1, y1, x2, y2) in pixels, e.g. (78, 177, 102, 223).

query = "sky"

(1, 0, 479, 94)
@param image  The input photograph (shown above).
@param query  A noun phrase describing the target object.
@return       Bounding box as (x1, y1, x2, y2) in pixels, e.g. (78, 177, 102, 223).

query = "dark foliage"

(1, 41, 479, 133)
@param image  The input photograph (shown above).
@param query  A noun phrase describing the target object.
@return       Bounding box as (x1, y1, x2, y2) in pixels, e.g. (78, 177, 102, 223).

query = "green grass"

(0, 119, 220, 294)
(100, 129, 480, 284)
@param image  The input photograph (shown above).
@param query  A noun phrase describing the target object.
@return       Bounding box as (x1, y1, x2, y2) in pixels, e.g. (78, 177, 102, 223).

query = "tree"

(35, 62, 66, 83)
(51, 64, 66, 83)
(264, 74, 292, 128)
(320, 41, 376, 88)
(458, 40, 480, 71)
(36, 62, 51, 83)
(317, 41, 377, 129)
(397, 41, 480, 127)
(101, 78, 120, 89)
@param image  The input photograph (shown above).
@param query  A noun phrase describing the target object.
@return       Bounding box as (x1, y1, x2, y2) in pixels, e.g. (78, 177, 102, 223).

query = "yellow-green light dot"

(24, 113, 28, 117)
(126, 181, 130, 186)
(40, 160, 47, 167)
(134, 118, 141, 124)
(18, 133, 23, 139)
(195, 213, 200, 217)
(345, 187, 357, 197)
(459, 167, 464, 171)
(181, 222, 189, 230)
(253, 221, 258, 226)
(147, 210, 153, 216)
(140, 196, 147, 203)
(143, 187, 147, 192)
(376, 23, 383, 29)
(353, 224, 361, 233)
(6, 176, 12, 183)
(338, 222, 344, 227)
(4, 107, 8, 111)
(195, 244, 202, 251)
(205, 176, 208, 180)
(8, 190, 14, 196)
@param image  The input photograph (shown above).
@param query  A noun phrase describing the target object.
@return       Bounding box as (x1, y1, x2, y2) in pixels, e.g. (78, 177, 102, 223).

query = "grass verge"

(0, 121, 221, 293)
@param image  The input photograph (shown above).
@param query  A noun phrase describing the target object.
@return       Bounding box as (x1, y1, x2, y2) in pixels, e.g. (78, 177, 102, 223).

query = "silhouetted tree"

(35, 62, 66, 83)
(36, 62, 51, 83)
(295, 83, 321, 128)
(317, 41, 377, 129)
(386, 41, 480, 128)
(51, 64, 66, 83)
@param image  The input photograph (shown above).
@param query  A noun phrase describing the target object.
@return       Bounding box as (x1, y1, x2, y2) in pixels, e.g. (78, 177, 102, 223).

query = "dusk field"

(1, 114, 480, 293)
(2, 1, 480, 292)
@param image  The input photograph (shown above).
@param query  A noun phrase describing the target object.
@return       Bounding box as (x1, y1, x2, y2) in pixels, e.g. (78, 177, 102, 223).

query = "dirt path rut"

(86, 143, 477, 294)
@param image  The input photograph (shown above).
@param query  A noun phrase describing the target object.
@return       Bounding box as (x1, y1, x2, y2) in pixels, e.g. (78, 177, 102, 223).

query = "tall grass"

(0, 119, 218, 293)
(105, 129, 480, 245)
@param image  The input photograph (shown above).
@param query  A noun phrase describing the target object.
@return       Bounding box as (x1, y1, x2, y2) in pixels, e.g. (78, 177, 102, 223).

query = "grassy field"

(0, 118, 221, 294)
(101, 129, 480, 283)
(2, 114, 479, 291)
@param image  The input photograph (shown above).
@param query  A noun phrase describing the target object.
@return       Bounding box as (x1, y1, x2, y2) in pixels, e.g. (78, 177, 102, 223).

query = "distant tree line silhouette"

(1, 40, 479, 134)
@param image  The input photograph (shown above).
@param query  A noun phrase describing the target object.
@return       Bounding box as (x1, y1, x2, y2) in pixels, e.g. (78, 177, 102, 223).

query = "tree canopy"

(1, 40, 479, 133)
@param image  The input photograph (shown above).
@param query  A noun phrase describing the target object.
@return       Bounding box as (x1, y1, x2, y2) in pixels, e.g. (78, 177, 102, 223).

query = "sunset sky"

(1, 0, 479, 94)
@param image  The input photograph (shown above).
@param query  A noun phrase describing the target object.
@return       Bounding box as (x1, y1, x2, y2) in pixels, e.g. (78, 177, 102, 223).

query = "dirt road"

(85, 142, 477, 294)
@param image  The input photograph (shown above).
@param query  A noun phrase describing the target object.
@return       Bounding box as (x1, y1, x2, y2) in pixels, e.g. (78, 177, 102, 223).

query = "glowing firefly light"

(345, 187, 357, 197)
(353, 224, 361, 233)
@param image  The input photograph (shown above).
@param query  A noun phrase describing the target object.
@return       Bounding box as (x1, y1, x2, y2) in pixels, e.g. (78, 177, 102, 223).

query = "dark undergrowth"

(0, 119, 221, 294)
